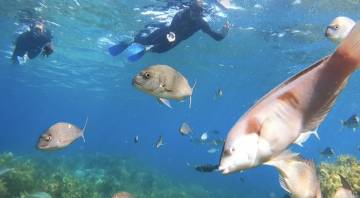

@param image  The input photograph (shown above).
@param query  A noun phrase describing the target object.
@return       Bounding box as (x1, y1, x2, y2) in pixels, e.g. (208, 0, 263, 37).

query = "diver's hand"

(222, 21, 230, 33)
(42, 43, 53, 57)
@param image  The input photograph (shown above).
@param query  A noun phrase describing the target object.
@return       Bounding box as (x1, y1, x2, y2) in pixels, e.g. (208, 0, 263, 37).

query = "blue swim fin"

(108, 41, 129, 56)
(124, 43, 146, 62)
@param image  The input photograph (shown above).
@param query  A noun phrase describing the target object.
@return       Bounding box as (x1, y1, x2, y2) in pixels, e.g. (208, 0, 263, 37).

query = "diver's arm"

(41, 31, 54, 57)
(200, 20, 229, 41)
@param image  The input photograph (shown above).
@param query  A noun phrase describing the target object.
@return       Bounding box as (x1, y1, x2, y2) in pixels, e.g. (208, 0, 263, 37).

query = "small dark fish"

(214, 88, 223, 100)
(179, 122, 192, 136)
(155, 135, 164, 149)
(194, 164, 219, 173)
(209, 130, 221, 135)
(134, 135, 139, 144)
(321, 147, 335, 157)
(341, 114, 360, 131)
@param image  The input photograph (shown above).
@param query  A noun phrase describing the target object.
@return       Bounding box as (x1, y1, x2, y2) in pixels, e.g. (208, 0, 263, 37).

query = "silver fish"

(37, 118, 88, 151)
(200, 132, 208, 141)
(132, 64, 195, 108)
(267, 152, 322, 198)
(179, 122, 192, 136)
(219, 22, 360, 174)
(207, 148, 219, 154)
(325, 16, 355, 44)
(155, 135, 164, 149)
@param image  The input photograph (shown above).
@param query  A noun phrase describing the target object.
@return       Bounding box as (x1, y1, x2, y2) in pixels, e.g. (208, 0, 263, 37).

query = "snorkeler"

(11, 20, 54, 64)
(109, 0, 230, 61)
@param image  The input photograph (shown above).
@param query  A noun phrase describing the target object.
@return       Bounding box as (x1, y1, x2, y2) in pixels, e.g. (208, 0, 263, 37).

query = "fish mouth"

(37, 141, 49, 150)
(132, 77, 143, 87)
(218, 165, 231, 175)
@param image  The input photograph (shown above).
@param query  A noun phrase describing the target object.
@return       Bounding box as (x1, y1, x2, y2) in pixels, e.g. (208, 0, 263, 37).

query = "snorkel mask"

(31, 22, 45, 37)
(189, 0, 204, 19)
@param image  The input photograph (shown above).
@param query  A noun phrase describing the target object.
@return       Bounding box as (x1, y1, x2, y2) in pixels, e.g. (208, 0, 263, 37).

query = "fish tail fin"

(81, 117, 88, 143)
(189, 80, 197, 109)
(334, 22, 360, 71)
(312, 129, 320, 140)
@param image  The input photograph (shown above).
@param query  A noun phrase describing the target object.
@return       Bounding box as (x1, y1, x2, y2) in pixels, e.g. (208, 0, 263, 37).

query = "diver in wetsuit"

(12, 21, 54, 64)
(109, 0, 229, 61)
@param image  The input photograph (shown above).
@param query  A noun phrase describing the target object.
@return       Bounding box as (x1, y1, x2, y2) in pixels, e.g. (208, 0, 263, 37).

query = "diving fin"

(108, 41, 129, 56)
(124, 43, 146, 62)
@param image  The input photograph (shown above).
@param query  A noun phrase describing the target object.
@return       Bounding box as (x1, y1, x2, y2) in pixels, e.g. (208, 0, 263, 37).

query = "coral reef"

(319, 155, 360, 197)
(0, 152, 219, 198)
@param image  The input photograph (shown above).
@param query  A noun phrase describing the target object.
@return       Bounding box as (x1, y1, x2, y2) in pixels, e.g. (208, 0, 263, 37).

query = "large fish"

(37, 118, 88, 151)
(325, 16, 355, 44)
(266, 151, 322, 198)
(132, 64, 195, 108)
(219, 22, 360, 174)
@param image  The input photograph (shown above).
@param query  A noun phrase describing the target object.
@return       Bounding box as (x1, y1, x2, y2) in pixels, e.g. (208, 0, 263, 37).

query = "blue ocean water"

(1, 0, 360, 197)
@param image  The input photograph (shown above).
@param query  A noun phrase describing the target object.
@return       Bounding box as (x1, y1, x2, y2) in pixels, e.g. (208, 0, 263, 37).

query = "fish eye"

(231, 147, 236, 153)
(44, 135, 52, 141)
(334, 25, 339, 30)
(143, 72, 151, 79)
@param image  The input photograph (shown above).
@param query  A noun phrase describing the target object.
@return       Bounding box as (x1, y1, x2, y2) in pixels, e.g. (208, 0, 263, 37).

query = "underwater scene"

(1, 0, 360, 197)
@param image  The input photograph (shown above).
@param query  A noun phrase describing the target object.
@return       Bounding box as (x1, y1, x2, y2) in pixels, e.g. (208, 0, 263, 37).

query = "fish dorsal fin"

(339, 175, 352, 191)
(302, 76, 349, 132)
(249, 57, 329, 110)
(279, 174, 290, 193)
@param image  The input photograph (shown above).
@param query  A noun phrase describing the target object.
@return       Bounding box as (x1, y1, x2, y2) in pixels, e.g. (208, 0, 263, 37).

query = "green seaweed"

(319, 155, 360, 197)
(0, 179, 8, 197)
(0, 152, 227, 198)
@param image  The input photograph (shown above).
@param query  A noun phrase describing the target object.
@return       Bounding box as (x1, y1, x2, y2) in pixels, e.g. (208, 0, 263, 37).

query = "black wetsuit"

(12, 30, 52, 63)
(134, 7, 227, 53)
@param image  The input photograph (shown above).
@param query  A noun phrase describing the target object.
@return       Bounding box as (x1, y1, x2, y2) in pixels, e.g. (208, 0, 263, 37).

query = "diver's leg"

(11, 47, 27, 64)
(108, 41, 131, 56)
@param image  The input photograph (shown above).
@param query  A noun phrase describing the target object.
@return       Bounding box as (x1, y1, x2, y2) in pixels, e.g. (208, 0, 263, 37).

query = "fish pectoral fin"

(302, 78, 349, 133)
(279, 175, 291, 193)
(157, 98, 172, 108)
(294, 129, 319, 147)
(264, 150, 299, 168)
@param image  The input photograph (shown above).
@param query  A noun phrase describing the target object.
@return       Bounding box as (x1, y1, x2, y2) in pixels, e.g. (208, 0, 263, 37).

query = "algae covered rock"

(319, 155, 360, 197)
